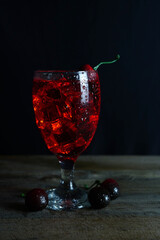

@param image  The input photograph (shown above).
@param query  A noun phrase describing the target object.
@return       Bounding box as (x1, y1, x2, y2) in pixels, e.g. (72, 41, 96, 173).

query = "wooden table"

(0, 155, 160, 240)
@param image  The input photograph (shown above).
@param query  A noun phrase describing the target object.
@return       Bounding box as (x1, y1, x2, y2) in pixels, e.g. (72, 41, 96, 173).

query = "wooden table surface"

(0, 155, 160, 240)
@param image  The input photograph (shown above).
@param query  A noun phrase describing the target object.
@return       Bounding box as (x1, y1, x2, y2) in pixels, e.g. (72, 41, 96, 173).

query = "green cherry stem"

(93, 54, 120, 71)
(84, 180, 101, 190)
(21, 193, 26, 198)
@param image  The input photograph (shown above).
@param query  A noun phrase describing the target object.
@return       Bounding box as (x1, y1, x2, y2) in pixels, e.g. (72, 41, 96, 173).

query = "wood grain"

(0, 155, 160, 240)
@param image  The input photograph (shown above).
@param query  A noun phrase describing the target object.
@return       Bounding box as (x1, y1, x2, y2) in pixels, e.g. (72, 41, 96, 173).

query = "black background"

(1, 1, 160, 155)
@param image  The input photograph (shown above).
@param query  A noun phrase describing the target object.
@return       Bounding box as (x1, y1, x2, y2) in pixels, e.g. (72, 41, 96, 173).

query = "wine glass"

(32, 70, 101, 210)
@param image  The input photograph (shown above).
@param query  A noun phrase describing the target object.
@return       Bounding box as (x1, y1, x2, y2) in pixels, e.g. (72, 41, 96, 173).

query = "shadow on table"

(4, 202, 28, 212)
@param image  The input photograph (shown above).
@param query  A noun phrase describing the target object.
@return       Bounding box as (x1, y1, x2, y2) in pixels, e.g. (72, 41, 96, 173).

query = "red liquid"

(32, 71, 100, 162)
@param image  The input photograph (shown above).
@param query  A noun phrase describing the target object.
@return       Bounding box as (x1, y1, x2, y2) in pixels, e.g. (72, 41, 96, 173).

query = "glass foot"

(46, 186, 89, 210)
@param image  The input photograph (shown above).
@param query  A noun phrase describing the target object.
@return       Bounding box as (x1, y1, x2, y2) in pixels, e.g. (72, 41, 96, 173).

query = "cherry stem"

(93, 54, 120, 71)
(21, 193, 26, 198)
(84, 180, 101, 190)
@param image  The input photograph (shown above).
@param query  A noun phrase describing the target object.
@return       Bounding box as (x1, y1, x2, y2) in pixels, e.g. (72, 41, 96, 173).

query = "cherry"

(79, 63, 98, 81)
(101, 178, 120, 200)
(79, 64, 94, 71)
(46, 88, 61, 100)
(102, 178, 119, 186)
(88, 186, 110, 209)
(25, 188, 48, 211)
(79, 54, 120, 72)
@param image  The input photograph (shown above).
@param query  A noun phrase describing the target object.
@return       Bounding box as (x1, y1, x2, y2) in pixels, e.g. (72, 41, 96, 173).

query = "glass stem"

(59, 164, 76, 191)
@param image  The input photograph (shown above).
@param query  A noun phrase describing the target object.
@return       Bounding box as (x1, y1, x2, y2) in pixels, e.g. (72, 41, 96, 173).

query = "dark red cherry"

(25, 188, 48, 211)
(79, 64, 94, 71)
(88, 186, 110, 209)
(102, 178, 119, 186)
(79, 64, 98, 81)
(79, 55, 120, 72)
(101, 178, 120, 200)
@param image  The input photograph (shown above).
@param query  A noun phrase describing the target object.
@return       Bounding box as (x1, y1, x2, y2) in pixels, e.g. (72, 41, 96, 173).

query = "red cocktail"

(32, 70, 101, 210)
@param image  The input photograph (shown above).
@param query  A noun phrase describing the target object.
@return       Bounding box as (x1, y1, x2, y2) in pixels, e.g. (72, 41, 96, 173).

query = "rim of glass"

(34, 70, 97, 73)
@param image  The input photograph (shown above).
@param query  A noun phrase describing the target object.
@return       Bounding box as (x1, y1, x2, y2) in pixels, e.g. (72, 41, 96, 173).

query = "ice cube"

(32, 79, 47, 95)
(75, 136, 86, 148)
(32, 95, 41, 112)
(36, 118, 45, 129)
(43, 102, 61, 122)
(62, 99, 73, 120)
(59, 78, 81, 101)
(54, 119, 77, 144)
(42, 130, 59, 153)
(46, 87, 61, 100)
(59, 143, 74, 155)
(51, 119, 62, 134)
(89, 115, 99, 123)
(56, 77, 69, 88)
